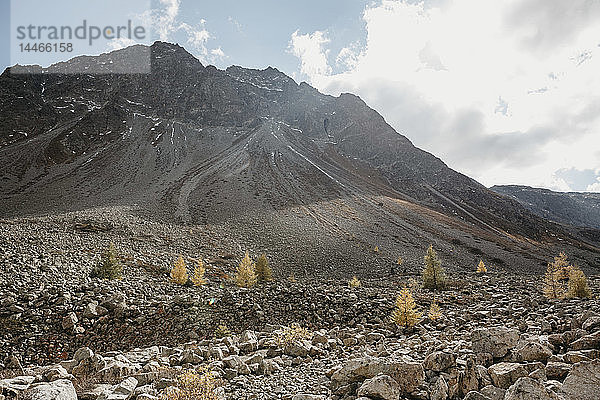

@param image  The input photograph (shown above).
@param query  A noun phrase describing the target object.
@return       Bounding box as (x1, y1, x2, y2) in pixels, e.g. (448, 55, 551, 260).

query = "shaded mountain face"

(491, 185, 600, 244)
(1, 41, 598, 276)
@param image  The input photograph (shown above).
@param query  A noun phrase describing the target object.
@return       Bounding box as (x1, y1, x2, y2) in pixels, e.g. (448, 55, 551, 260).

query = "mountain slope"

(491, 185, 600, 244)
(1, 42, 598, 276)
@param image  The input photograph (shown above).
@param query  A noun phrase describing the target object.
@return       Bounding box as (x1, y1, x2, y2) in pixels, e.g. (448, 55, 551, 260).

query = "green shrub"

(91, 242, 122, 279)
(422, 245, 445, 290)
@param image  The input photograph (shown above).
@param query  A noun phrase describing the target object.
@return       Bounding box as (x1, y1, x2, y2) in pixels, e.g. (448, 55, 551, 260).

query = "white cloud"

(288, 30, 332, 80)
(142, 0, 225, 63)
(289, 0, 600, 192)
(105, 38, 138, 51)
(211, 47, 226, 59)
(228, 16, 243, 33)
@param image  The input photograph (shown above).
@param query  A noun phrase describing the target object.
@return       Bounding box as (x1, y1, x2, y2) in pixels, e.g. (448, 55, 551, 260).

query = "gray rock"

(570, 331, 600, 351)
(560, 359, 600, 400)
(330, 356, 424, 395)
(582, 316, 600, 332)
(545, 361, 571, 380)
(98, 377, 138, 400)
(504, 377, 559, 400)
(423, 351, 456, 372)
(62, 312, 78, 330)
(513, 342, 552, 362)
(74, 347, 94, 363)
(463, 391, 491, 400)
(0, 375, 35, 394)
(357, 374, 400, 400)
(28, 379, 78, 400)
(472, 327, 519, 358)
(430, 376, 448, 400)
(488, 362, 528, 389)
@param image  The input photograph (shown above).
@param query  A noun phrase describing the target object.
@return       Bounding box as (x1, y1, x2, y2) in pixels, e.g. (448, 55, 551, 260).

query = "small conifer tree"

(567, 266, 592, 298)
(543, 252, 568, 299)
(428, 298, 442, 321)
(348, 276, 361, 288)
(255, 253, 273, 282)
(191, 259, 207, 286)
(476, 260, 487, 273)
(92, 242, 122, 279)
(171, 255, 188, 285)
(391, 287, 421, 329)
(235, 251, 257, 288)
(422, 245, 446, 290)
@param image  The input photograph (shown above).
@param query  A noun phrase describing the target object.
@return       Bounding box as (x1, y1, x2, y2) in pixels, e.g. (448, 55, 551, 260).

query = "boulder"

(357, 374, 400, 400)
(504, 377, 559, 400)
(330, 356, 424, 395)
(62, 312, 78, 331)
(27, 379, 77, 400)
(423, 351, 456, 372)
(560, 360, 600, 400)
(488, 362, 528, 389)
(570, 331, 600, 351)
(513, 342, 552, 362)
(430, 376, 448, 400)
(545, 361, 571, 380)
(0, 376, 35, 394)
(472, 327, 519, 358)
(582, 316, 600, 332)
(457, 356, 479, 396)
(98, 377, 138, 400)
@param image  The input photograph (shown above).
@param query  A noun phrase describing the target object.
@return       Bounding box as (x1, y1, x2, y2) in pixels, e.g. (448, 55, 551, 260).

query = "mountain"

(1, 41, 599, 276)
(491, 185, 600, 243)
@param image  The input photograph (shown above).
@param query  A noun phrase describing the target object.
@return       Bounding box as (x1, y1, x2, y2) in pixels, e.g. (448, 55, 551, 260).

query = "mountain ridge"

(1, 41, 599, 276)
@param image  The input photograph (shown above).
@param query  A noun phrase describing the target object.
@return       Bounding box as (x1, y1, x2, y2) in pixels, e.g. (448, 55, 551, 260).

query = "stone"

(545, 361, 571, 380)
(560, 360, 600, 400)
(582, 316, 600, 332)
(74, 347, 94, 363)
(83, 302, 99, 319)
(570, 331, 600, 351)
(463, 392, 491, 400)
(504, 377, 559, 400)
(488, 362, 528, 389)
(330, 356, 424, 395)
(97, 377, 138, 400)
(0, 375, 35, 394)
(430, 376, 448, 400)
(457, 356, 479, 397)
(27, 379, 78, 400)
(472, 327, 519, 358)
(424, 351, 456, 372)
(357, 374, 400, 400)
(480, 385, 505, 400)
(62, 312, 78, 330)
(72, 354, 106, 377)
(513, 342, 552, 362)
(43, 365, 72, 381)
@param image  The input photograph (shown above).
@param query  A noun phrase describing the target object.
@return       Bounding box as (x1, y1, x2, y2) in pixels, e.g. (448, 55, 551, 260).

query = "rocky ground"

(1, 208, 599, 400)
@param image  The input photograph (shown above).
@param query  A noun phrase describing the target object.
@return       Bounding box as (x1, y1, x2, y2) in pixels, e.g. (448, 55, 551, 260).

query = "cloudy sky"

(3, 0, 600, 192)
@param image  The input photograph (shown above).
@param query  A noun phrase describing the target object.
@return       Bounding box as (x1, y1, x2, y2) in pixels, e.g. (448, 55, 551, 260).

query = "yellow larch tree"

(543, 252, 569, 299)
(392, 287, 421, 329)
(235, 251, 257, 288)
(171, 255, 188, 285)
(255, 253, 273, 282)
(191, 259, 207, 286)
(476, 260, 487, 273)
